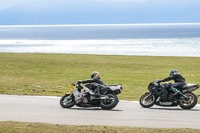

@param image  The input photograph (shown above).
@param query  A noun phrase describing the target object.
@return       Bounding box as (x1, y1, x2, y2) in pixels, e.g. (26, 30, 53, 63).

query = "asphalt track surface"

(0, 95, 200, 129)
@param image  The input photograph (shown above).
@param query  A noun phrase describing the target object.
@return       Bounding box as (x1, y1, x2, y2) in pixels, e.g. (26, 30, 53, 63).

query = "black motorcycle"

(140, 80, 199, 109)
(60, 83, 123, 110)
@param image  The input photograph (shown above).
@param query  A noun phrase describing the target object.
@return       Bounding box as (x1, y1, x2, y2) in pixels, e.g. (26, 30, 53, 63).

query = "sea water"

(0, 24, 200, 57)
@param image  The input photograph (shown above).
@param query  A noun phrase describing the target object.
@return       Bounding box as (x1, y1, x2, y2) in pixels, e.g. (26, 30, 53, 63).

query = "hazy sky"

(0, 0, 200, 25)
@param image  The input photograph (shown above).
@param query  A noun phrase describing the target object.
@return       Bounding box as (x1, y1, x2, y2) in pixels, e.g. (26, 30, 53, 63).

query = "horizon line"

(1, 23, 200, 28)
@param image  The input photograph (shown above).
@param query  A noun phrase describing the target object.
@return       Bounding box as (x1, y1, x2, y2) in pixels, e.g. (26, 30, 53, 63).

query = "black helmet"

(169, 69, 178, 76)
(91, 71, 100, 79)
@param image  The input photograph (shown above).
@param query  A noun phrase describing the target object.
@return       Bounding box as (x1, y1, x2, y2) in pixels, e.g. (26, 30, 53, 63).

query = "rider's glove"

(77, 80, 82, 84)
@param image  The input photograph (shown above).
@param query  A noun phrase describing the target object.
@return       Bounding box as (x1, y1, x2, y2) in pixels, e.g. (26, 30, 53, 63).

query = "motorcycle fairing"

(181, 84, 199, 93)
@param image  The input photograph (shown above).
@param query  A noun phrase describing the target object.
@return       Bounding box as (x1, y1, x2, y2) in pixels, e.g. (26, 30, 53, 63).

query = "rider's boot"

(172, 88, 190, 101)
(172, 87, 180, 96)
(95, 88, 101, 97)
(92, 87, 101, 98)
(178, 93, 190, 101)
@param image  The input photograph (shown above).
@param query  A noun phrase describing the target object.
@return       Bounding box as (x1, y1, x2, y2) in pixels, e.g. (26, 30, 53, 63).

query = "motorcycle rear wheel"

(179, 92, 198, 109)
(140, 93, 156, 108)
(100, 94, 119, 110)
(60, 94, 75, 108)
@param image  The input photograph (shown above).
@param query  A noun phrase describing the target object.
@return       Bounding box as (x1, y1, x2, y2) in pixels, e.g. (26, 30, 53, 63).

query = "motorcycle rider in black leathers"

(158, 69, 186, 99)
(77, 71, 106, 97)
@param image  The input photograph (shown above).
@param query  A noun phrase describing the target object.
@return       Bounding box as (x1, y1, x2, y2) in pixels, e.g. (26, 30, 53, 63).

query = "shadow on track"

(149, 107, 200, 111)
(61, 107, 122, 111)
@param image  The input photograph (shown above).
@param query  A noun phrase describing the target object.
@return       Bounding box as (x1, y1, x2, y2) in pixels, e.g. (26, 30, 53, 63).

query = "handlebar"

(71, 82, 77, 86)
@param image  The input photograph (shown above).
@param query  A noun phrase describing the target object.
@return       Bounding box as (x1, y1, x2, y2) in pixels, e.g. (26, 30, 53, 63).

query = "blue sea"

(0, 23, 200, 57)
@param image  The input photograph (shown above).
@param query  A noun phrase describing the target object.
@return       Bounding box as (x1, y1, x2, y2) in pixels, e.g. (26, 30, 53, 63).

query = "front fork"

(146, 92, 160, 102)
(145, 92, 153, 100)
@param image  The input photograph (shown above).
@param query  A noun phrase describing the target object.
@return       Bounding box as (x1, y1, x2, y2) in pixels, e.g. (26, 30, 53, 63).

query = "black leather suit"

(81, 77, 106, 95)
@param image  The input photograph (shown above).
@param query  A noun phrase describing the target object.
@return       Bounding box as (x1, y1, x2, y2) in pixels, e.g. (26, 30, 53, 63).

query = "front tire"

(60, 94, 75, 108)
(100, 94, 119, 110)
(179, 92, 198, 109)
(140, 93, 156, 108)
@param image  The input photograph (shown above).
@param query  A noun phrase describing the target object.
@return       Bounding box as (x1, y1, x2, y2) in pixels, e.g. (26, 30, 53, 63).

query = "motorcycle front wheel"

(100, 94, 119, 110)
(140, 93, 156, 108)
(60, 94, 75, 108)
(179, 92, 198, 109)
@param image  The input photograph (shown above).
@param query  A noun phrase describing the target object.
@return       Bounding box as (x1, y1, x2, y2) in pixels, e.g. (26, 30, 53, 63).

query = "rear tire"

(140, 93, 156, 108)
(60, 94, 75, 108)
(100, 94, 119, 110)
(179, 92, 198, 109)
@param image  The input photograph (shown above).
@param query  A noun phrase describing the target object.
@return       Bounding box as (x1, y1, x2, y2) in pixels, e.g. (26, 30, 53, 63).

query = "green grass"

(0, 121, 200, 133)
(0, 53, 200, 101)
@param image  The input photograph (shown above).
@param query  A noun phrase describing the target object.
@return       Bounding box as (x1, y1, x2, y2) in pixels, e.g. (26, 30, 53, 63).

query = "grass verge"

(0, 121, 200, 133)
(0, 53, 200, 101)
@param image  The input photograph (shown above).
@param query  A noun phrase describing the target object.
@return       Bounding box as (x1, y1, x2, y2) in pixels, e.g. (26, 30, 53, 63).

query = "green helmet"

(169, 69, 178, 76)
